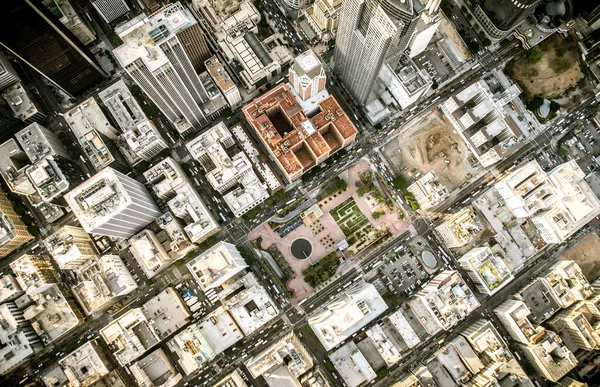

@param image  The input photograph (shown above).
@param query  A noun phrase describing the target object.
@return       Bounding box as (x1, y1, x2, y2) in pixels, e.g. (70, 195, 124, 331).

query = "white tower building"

(65, 167, 162, 238)
(113, 3, 214, 134)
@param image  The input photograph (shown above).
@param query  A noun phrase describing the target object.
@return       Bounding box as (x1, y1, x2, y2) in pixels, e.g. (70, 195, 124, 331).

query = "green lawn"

(330, 197, 368, 235)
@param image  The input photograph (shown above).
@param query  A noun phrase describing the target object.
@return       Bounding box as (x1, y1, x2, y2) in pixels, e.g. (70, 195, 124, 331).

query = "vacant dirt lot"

(506, 35, 583, 99)
(382, 109, 478, 191)
(560, 233, 600, 282)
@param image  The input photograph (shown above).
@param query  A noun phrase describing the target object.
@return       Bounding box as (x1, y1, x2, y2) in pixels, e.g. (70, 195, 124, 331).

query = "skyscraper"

(113, 3, 214, 134)
(474, 0, 540, 40)
(334, 0, 440, 105)
(334, 0, 404, 104)
(0, 0, 105, 96)
(0, 192, 34, 258)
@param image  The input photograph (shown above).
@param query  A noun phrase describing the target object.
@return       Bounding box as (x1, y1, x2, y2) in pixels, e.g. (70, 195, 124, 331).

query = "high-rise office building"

(113, 3, 214, 134)
(0, 0, 105, 96)
(65, 167, 162, 238)
(91, 0, 131, 24)
(42, 0, 96, 46)
(474, 0, 540, 40)
(334, 0, 440, 105)
(0, 192, 34, 258)
(0, 51, 19, 91)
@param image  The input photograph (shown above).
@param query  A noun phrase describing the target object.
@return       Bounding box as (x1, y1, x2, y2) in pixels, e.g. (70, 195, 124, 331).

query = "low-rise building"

(129, 349, 182, 387)
(205, 56, 241, 108)
(230, 124, 282, 192)
(457, 247, 514, 295)
(329, 341, 376, 387)
(98, 80, 145, 131)
(435, 208, 482, 249)
(520, 329, 578, 382)
(55, 341, 111, 387)
(518, 261, 593, 324)
(495, 160, 600, 244)
(304, 0, 342, 42)
(0, 192, 34, 258)
(129, 229, 172, 279)
(308, 282, 387, 351)
(144, 158, 220, 243)
(0, 302, 43, 375)
(23, 284, 84, 345)
(72, 255, 137, 315)
(186, 122, 269, 217)
(407, 171, 449, 210)
(44, 225, 98, 270)
(0, 274, 23, 303)
(222, 272, 278, 336)
(117, 120, 168, 166)
(198, 0, 293, 91)
(10, 254, 58, 292)
(441, 75, 524, 167)
(66, 167, 162, 238)
(156, 212, 196, 259)
(365, 324, 403, 366)
(167, 306, 243, 374)
(187, 242, 247, 290)
(408, 270, 480, 335)
(245, 332, 313, 387)
(65, 98, 121, 172)
(214, 370, 248, 387)
(548, 292, 600, 351)
(242, 83, 358, 183)
(100, 288, 189, 365)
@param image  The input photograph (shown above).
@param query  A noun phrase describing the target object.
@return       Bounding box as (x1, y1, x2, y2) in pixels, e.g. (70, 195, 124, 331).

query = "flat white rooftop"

(308, 282, 388, 351)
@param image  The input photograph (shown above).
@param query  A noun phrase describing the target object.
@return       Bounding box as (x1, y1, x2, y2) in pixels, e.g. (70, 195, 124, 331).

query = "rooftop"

(0, 304, 39, 376)
(23, 284, 82, 345)
(308, 282, 388, 351)
(113, 4, 197, 71)
(0, 274, 22, 303)
(2, 83, 40, 121)
(9, 255, 57, 292)
(408, 270, 480, 334)
(223, 272, 278, 335)
(205, 56, 236, 93)
(118, 119, 167, 162)
(98, 79, 146, 130)
(407, 171, 449, 210)
(100, 308, 157, 366)
(65, 98, 118, 171)
(458, 247, 514, 294)
(245, 332, 313, 383)
(167, 306, 243, 374)
(58, 342, 110, 387)
(140, 287, 190, 337)
(65, 168, 134, 233)
(43, 225, 98, 270)
(329, 341, 376, 387)
(187, 242, 247, 290)
(72, 255, 137, 315)
(129, 229, 172, 278)
(15, 123, 69, 163)
(242, 83, 357, 181)
(130, 348, 182, 387)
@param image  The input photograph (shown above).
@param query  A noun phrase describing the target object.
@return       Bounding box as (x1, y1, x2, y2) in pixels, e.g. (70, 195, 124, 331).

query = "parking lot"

(559, 115, 600, 173)
(174, 277, 222, 321)
(366, 244, 431, 301)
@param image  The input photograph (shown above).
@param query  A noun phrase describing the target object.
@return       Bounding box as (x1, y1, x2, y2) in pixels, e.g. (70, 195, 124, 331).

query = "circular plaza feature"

(422, 251, 437, 268)
(291, 238, 313, 260)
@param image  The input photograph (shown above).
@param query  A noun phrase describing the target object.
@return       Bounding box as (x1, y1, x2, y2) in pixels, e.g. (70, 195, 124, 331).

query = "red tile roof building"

(242, 83, 358, 182)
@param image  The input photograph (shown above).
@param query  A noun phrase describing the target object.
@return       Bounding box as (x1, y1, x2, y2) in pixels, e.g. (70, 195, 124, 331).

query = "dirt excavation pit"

(382, 109, 479, 192)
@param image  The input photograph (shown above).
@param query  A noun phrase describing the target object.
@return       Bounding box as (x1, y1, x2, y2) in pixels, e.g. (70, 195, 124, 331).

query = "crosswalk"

(204, 288, 220, 304)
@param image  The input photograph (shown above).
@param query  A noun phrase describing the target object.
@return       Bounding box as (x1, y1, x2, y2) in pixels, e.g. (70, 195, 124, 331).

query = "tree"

(523, 46, 542, 64)
(557, 147, 568, 157)
(144, 279, 153, 286)
(327, 39, 335, 48)
(556, 46, 567, 57)
(482, 37, 492, 46)
(500, 39, 511, 47)
(372, 209, 384, 219)
(392, 175, 408, 190)
(273, 190, 286, 201)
